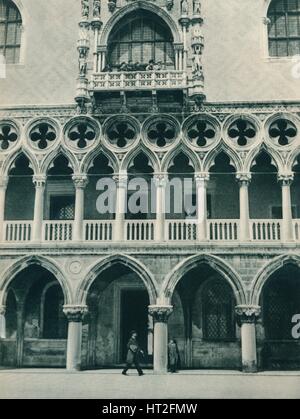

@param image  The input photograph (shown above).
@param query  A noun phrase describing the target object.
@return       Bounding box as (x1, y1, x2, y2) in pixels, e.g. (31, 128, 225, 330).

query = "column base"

(242, 362, 258, 373)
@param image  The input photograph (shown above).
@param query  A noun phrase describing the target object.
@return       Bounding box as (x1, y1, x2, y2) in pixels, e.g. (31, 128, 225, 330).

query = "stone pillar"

(73, 174, 88, 242)
(195, 173, 209, 241)
(32, 175, 46, 242)
(0, 305, 6, 339)
(154, 175, 167, 242)
(236, 305, 261, 373)
(0, 176, 8, 242)
(148, 305, 173, 374)
(16, 302, 25, 367)
(236, 173, 251, 242)
(278, 173, 294, 242)
(113, 174, 127, 241)
(63, 305, 88, 371)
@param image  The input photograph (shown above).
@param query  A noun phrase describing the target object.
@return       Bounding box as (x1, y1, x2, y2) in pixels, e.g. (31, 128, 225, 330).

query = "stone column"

(113, 174, 127, 241)
(63, 305, 88, 371)
(278, 173, 294, 242)
(73, 174, 88, 242)
(0, 305, 6, 339)
(195, 173, 209, 241)
(236, 173, 251, 242)
(32, 175, 46, 242)
(148, 305, 173, 374)
(0, 176, 8, 242)
(236, 305, 261, 373)
(154, 175, 167, 242)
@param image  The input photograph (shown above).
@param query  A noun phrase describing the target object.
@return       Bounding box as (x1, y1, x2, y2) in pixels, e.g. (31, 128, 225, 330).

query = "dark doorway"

(50, 195, 75, 220)
(120, 290, 149, 362)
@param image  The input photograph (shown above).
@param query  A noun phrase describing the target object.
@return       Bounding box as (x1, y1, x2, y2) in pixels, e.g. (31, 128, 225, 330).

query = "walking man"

(122, 330, 144, 376)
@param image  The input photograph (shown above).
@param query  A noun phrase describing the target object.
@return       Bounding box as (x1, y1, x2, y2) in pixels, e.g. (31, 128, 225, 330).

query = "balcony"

(90, 70, 187, 92)
(3, 219, 300, 244)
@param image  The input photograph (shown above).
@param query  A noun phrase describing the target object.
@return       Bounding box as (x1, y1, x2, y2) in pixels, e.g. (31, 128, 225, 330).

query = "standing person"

(122, 331, 144, 376)
(168, 339, 180, 373)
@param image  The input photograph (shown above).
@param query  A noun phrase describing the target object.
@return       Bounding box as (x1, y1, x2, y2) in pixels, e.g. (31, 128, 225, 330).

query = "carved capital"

(63, 305, 88, 322)
(195, 172, 210, 186)
(0, 305, 6, 316)
(153, 174, 168, 188)
(33, 175, 46, 188)
(235, 305, 261, 324)
(278, 173, 294, 187)
(113, 174, 128, 189)
(148, 305, 173, 323)
(236, 172, 252, 186)
(72, 174, 89, 189)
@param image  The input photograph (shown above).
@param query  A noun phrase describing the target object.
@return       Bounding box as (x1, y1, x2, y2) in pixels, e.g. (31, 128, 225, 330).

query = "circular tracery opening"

(107, 10, 175, 70)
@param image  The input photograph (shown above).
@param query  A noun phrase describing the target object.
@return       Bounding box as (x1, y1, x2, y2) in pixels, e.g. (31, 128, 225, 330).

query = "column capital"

(153, 174, 168, 188)
(0, 305, 6, 315)
(0, 176, 9, 189)
(235, 305, 261, 324)
(72, 174, 89, 189)
(63, 305, 88, 322)
(148, 305, 173, 323)
(195, 172, 210, 185)
(236, 172, 252, 186)
(278, 172, 294, 186)
(33, 175, 46, 188)
(113, 174, 128, 188)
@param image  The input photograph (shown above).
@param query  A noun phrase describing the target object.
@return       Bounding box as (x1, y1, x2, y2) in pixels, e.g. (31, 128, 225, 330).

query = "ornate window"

(202, 279, 235, 341)
(268, 0, 300, 57)
(0, 0, 22, 64)
(107, 11, 175, 69)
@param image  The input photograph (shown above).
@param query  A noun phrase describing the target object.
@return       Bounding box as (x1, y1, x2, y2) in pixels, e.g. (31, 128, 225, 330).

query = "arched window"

(107, 11, 175, 70)
(202, 279, 235, 341)
(42, 284, 67, 339)
(263, 266, 300, 340)
(0, 0, 22, 63)
(268, 0, 300, 57)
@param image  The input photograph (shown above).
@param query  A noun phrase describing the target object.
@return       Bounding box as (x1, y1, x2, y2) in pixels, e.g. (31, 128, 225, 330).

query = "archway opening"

(85, 263, 151, 369)
(1, 264, 67, 368)
(107, 10, 175, 71)
(260, 263, 300, 370)
(169, 263, 240, 369)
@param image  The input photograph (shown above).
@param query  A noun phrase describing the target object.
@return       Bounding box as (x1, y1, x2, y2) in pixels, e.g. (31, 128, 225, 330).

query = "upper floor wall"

(0, 0, 299, 107)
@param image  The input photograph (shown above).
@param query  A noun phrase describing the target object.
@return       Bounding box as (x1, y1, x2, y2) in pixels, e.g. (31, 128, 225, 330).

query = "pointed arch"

(203, 143, 242, 173)
(99, 1, 181, 46)
(81, 145, 119, 174)
(162, 143, 201, 173)
(162, 253, 246, 305)
(287, 147, 300, 172)
(1, 147, 39, 176)
(245, 144, 283, 173)
(41, 146, 79, 175)
(251, 254, 300, 306)
(76, 254, 158, 305)
(0, 255, 72, 306)
(121, 144, 160, 173)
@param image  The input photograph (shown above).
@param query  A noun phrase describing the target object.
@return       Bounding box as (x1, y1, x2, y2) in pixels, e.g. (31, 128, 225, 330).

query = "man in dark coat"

(122, 331, 144, 376)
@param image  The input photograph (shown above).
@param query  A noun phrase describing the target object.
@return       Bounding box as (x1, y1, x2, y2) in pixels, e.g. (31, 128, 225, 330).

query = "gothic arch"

(0, 255, 72, 306)
(244, 144, 284, 173)
(250, 254, 300, 306)
(121, 144, 160, 173)
(162, 143, 201, 173)
(203, 143, 242, 173)
(99, 1, 181, 46)
(162, 253, 246, 305)
(1, 147, 39, 176)
(76, 254, 158, 305)
(41, 146, 79, 175)
(81, 145, 119, 174)
(287, 147, 300, 172)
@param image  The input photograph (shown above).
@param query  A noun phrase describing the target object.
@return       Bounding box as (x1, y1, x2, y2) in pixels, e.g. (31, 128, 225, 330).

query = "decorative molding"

(148, 305, 173, 323)
(63, 305, 88, 322)
(235, 305, 261, 324)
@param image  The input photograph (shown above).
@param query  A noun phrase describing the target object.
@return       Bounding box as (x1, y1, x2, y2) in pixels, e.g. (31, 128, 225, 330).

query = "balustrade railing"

(4, 222, 32, 242)
(251, 220, 282, 241)
(125, 220, 155, 241)
(208, 220, 239, 241)
(84, 221, 113, 241)
(91, 70, 187, 91)
(43, 221, 73, 242)
(166, 220, 197, 241)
